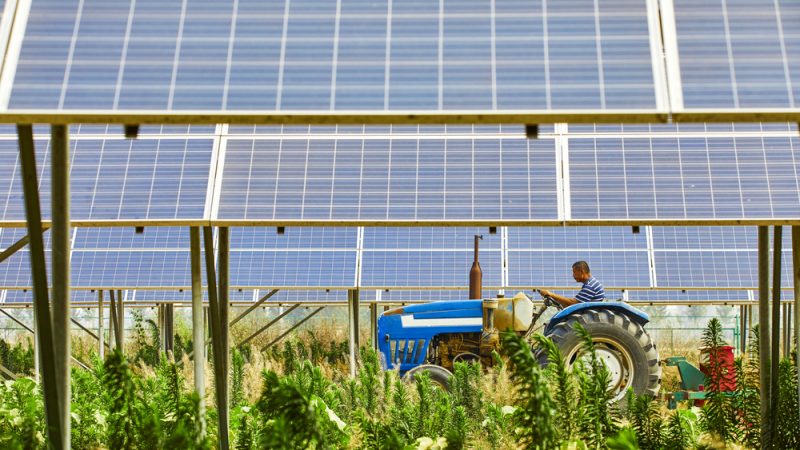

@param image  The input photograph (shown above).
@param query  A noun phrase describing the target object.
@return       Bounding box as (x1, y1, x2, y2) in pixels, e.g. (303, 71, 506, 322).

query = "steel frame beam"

(229, 289, 279, 327)
(237, 304, 300, 349)
(3, 218, 800, 229)
(17, 124, 64, 449)
(0, 232, 30, 263)
(264, 307, 325, 349)
(348, 289, 359, 378)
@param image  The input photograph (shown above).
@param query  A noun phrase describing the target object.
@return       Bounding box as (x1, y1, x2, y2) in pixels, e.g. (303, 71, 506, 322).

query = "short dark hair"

(572, 261, 590, 273)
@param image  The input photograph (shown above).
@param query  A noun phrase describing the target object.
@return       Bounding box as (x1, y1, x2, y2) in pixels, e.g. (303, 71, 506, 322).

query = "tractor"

(376, 237, 661, 401)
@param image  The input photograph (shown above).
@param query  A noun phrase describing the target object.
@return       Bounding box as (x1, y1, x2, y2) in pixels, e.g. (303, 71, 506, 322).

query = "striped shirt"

(575, 276, 605, 302)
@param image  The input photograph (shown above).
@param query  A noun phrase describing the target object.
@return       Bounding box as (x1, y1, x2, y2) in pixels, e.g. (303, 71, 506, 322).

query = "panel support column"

(204, 226, 229, 450)
(758, 226, 771, 449)
(17, 124, 64, 449)
(98, 291, 104, 359)
(771, 226, 781, 444)
(190, 227, 206, 436)
(348, 289, 360, 378)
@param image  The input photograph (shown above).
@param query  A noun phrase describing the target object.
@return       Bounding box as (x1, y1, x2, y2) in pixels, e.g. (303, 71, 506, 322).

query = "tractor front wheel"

(403, 364, 453, 391)
(543, 309, 661, 402)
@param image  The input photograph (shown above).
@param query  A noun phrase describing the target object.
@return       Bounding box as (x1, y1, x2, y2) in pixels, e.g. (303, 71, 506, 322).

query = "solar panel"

(216, 137, 558, 221)
(674, 0, 800, 108)
(568, 136, 800, 219)
(9, 0, 661, 112)
(507, 249, 650, 287)
(0, 137, 214, 222)
(230, 250, 357, 287)
(360, 250, 502, 288)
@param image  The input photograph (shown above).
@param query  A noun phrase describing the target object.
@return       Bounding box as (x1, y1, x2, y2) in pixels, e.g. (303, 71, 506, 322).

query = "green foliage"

(699, 318, 736, 443)
(450, 361, 483, 420)
(630, 393, 665, 449)
(665, 408, 698, 450)
(231, 348, 246, 408)
(534, 332, 579, 441)
(732, 325, 760, 449)
(500, 330, 557, 449)
(573, 323, 619, 448)
(607, 426, 638, 450)
(131, 310, 160, 367)
(775, 357, 800, 449)
(0, 377, 45, 449)
(0, 338, 35, 377)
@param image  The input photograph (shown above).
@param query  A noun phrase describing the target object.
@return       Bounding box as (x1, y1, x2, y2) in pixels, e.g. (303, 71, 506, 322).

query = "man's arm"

(538, 289, 578, 307)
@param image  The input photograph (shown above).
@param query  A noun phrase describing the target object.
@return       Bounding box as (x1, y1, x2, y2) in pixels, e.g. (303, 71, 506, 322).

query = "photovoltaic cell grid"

(9, 0, 658, 111)
(217, 138, 558, 221)
(674, 0, 800, 108)
(0, 138, 213, 221)
(568, 137, 800, 219)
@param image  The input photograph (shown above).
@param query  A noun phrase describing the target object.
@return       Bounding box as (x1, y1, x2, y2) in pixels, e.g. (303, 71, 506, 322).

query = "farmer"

(538, 261, 604, 307)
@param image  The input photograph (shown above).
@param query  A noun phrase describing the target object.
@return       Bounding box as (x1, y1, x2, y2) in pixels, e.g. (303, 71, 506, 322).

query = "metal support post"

(203, 226, 228, 450)
(164, 304, 174, 354)
(793, 226, 800, 424)
(98, 291, 104, 359)
(739, 305, 747, 354)
(218, 227, 230, 407)
(264, 307, 325, 349)
(117, 290, 125, 353)
(370, 301, 377, 350)
(17, 124, 64, 449)
(109, 291, 119, 350)
(771, 226, 782, 443)
(190, 227, 206, 437)
(348, 289, 359, 378)
(758, 226, 771, 449)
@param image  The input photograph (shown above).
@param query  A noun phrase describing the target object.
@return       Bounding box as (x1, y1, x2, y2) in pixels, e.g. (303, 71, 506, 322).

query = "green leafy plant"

(699, 318, 736, 443)
(500, 330, 557, 449)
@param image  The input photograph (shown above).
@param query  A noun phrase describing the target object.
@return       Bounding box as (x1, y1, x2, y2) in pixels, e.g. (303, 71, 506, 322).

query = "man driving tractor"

(539, 261, 604, 307)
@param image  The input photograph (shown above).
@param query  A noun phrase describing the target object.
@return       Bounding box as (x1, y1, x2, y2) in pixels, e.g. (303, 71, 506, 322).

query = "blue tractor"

(377, 291, 661, 401)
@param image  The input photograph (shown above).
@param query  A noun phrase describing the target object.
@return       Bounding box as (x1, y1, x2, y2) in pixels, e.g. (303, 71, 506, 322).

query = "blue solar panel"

(0, 138, 213, 222)
(361, 250, 502, 287)
(507, 249, 650, 287)
(231, 227, 357, 249)
(508, 227, 646, 250)
(230, 250, 356, 287)
(9, 0, 659, 111)
(652, 250, 796, 288)
(568, 136, 800, 219)
(364, 227, 501, 250)
(674, 0, 800, 108)
(217, 138, 558, 220)
(71, 250, 191, 287)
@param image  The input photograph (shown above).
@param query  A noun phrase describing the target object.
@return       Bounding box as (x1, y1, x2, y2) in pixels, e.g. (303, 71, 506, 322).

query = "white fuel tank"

(493, 292, 534, 332)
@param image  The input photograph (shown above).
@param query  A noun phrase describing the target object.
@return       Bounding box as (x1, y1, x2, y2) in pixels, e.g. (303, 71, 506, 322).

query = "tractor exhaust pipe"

(469, 235, 484, 300)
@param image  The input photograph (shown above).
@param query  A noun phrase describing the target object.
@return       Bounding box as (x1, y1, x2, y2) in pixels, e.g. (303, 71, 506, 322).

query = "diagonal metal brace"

(264, 307, 325, 350)
(237, 304, 300, 349)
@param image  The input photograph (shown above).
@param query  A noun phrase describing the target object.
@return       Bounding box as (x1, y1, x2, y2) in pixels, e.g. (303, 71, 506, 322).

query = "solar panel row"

(0, 227, 793, 299)
(1, 134, 798, 222)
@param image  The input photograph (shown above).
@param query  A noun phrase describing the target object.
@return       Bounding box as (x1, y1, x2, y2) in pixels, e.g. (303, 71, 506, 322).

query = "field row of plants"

(0, 315, 797, 449)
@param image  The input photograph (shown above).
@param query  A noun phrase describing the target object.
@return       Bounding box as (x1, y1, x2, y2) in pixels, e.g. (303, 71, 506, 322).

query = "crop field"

(0, 311, 796, 450)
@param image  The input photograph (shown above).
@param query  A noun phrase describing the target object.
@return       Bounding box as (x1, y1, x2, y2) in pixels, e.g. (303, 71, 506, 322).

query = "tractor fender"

(544, 301, 649, 335)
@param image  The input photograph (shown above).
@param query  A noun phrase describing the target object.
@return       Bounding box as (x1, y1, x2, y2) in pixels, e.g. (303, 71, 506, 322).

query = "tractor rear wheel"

(403, 364, 453, 391)
(542, 309, 661, 402)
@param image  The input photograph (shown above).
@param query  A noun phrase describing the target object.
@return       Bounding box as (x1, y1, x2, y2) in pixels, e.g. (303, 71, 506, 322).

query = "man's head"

(571, 261, 591, 283)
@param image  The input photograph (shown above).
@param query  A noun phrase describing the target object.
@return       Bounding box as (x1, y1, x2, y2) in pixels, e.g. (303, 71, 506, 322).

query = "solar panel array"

(0, 0, 798, 304)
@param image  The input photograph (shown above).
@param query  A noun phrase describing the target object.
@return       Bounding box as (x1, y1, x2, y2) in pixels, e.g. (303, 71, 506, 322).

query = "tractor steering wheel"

(535, 289, 564, 310)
